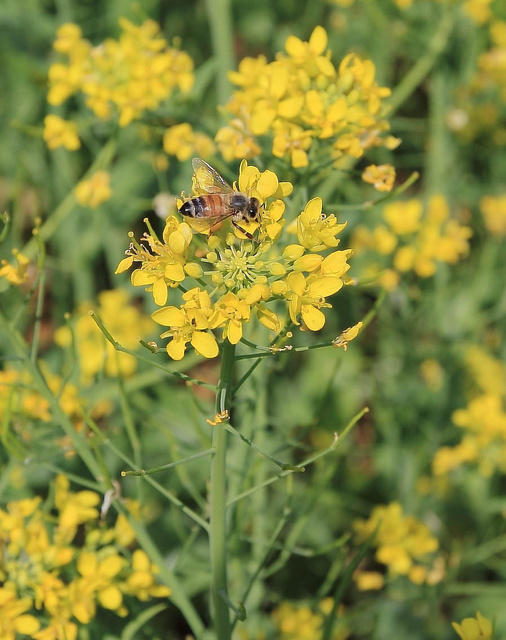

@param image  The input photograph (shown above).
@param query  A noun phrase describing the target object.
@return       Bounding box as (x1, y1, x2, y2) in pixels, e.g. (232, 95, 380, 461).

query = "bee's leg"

(232, 220, 257, 242)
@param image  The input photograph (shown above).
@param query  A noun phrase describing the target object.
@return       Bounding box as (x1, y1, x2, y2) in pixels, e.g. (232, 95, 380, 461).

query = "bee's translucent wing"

(191, 158, 234, 195)
(186, 211, 235, 234)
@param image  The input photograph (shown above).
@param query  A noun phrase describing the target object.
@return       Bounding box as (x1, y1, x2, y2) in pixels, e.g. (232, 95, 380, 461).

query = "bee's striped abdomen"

(179, 195, 225, 219)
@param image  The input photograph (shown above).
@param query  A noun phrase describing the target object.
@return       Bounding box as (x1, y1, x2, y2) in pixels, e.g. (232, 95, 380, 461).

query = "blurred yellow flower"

(353, 502, 442, 585)
(463, 0, 493, 25)
(452, 611, 493, 640)
(163, 123, 215, 161)
(351, 195, 472, 287)
(54, 289, 152, 383)
(361, 164, 396, 192)
(480, 195, 506, 236)
(43, 114, 80, 150)
(75, 171, 112, 208)
(0, 249, 30, 286)
(272, 599, 349, 640)
(353, 570, 385, 591)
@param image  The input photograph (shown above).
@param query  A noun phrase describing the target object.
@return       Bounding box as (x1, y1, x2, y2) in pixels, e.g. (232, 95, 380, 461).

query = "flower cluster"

(0, 476, 170, 640)
(55, 289, 152, 384)
(47, 20, 194, 128)
(117, 161, 353, 360)
(271, 599, 349, 640)
(351, 195, 472, 290)
(353, 502, 443, 588)
(215, 26, 398, 168)
(480, 194, 506, 236)
(432, 346, 506, 477)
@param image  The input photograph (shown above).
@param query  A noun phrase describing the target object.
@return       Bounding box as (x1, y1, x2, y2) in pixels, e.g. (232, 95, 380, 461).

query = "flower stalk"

(209, 341, 236, 639)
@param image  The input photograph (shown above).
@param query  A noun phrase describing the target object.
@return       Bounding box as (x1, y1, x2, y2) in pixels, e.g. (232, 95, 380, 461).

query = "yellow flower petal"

(307, 276, 343, 297)
(309, 26, 327, 54)
(115, 256, 134, 274)
(191, 331, 219, 358)
(152, 306, 186, 327)
(99, 585, 123, 610)
(287, 271, 306, 296)
(301, 305, 326, 331)
(256, 170, 279, 199)
(153, 278, 168, 306)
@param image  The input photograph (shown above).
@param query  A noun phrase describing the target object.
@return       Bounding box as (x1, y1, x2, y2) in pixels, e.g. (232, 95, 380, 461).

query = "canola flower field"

(0, 0, 505, 638)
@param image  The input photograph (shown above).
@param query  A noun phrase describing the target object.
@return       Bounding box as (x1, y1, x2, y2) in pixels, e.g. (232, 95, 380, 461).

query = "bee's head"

(247, 197, 260, 221)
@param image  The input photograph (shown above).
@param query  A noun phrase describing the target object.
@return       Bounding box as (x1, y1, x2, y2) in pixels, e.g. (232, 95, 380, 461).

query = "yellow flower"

(75, 171, 112, 208)
(152, 288, 219, 360)
(352, 195, 471, 288)
(361, 164, 396, 192)
(43, 115, 80, 150)
(116, 216, 200, 306)
(210, 292, 251, 344)
(286, 271, 343, 331)
(297, 197, 347, 251)
(0, 249, 31, 286)
(215, 120, 261, 162)
(452, 612, 493, 640)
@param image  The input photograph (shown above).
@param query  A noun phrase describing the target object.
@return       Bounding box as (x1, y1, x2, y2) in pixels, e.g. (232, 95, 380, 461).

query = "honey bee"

(178, 158, 260, 236)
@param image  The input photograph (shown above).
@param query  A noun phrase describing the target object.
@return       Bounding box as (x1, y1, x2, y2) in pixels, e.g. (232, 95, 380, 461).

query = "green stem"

(209, 341, 235, 640)
(387, 11, 454, 116)
(204, 0, 235, 105)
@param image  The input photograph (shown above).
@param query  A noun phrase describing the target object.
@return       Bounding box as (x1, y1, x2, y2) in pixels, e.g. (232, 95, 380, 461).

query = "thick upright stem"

(209, 341, 236, 640)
